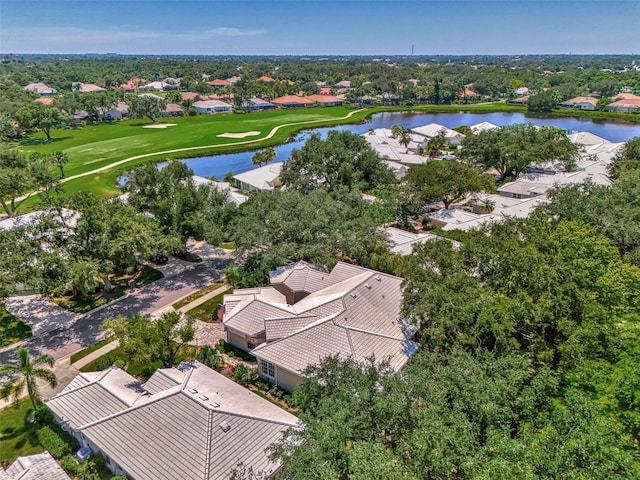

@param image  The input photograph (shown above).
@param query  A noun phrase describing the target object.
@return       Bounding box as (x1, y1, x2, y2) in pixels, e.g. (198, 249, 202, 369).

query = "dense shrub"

(37, 426, 71, 458)
(33, 405, 55, 426)
(232, 363, 258, 386)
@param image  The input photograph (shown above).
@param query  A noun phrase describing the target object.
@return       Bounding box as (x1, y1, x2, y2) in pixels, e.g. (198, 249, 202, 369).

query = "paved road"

(0, 258, 231, 363)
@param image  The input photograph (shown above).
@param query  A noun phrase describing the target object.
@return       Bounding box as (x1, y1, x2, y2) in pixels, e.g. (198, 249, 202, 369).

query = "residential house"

(232, 162, 283, 192)
(119, 78, 146, 92)
(509, 95, 529, 105)
(333, 80, 351, 89)
(100, 101, 129, 120)
(222, 261, 418, 391)
(428, 131, 624, 232)
(192, 99, 233, 114)
(258, 75, 275, 83)
(162, 103, 185, 117)
(140, 81, 176, 91)
(470, 121, 499, 134)
(46, 362, 299, 480)
(243, 97, 276, 111)
(304, 94, 344, 106)
(24, 82, 57, 95)
(457, 88, 481, 100)
(226, 75, 241, 84)
(163, 77, 181, 87)
(181, 92, 202, 102)
(319, 87, 332, 95)
(34, 97, 54, 105)
(515, 86, 530, 95)
(381, 226, 459, 256)
(607, 97, 640, 113)
(271, 95, 314, 108)
(558, 96, 598, 110)
(191, 176, 248, 206)
(72, 82, 106, 93)
(0, 451, 70, 480)
(410, 123, 466, 145)
(209, 79, 232, 87)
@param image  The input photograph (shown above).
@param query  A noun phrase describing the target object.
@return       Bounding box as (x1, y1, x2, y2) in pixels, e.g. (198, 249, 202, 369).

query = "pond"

(176, 111, 640, 179)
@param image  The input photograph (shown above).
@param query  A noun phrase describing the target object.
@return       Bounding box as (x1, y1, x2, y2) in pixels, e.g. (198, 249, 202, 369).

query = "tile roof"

(24, 82, 57, 95)
(229, 261, 417, 375)
(47, 362, 299, 480)
(304, 94, 343, 104)
(3, 451, 70, 480)
(271, 95, 314, 105)
(34, 97, 54, 105)
(232, 162, 283, 191)
(381, 227, 458, 256)
(209, 78, 232, 86)
(258, 75, 275, 82)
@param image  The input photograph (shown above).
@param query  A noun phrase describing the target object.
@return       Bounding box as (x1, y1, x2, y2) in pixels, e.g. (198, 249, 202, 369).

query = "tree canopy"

(280, 130, 395, 194)
(459, 124, 579, 180)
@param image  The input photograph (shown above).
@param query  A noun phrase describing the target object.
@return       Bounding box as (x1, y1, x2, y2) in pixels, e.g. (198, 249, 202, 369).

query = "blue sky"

(1, 0, 639, 55)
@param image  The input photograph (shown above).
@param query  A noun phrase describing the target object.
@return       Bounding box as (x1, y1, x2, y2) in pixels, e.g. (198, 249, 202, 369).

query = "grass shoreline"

(14, 102, 640, 207)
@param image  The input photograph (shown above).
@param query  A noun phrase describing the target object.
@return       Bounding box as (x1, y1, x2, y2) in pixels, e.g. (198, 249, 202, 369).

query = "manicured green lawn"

(0, 399, 43, 465)
(172, 282, 226, 310)
(185, 288, 233, 321)
(69, 336, 115, 364)
(0, 306, 32, 348)
(80, 344, 197, 380)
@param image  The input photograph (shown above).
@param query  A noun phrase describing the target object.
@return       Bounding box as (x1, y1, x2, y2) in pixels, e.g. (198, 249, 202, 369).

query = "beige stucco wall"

(227, 330, 247, 350)
(274, 366, 302, 392)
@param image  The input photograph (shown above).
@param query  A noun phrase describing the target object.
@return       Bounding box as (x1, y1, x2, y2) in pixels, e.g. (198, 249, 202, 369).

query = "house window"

(247, 341, 255, 350)
(261, 360, 275, 379)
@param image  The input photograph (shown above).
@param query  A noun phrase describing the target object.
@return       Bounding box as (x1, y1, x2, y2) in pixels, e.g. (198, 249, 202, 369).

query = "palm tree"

(398, 129, 411, 152)
(0, 347, 57, 409)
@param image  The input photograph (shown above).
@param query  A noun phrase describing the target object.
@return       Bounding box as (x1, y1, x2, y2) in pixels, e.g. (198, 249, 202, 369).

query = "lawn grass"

(172, 282, 226, 310)
(135, 265, 164, 285)
(69, 336, 115, 364)
(0, 399, 43, 465)
(220, 241, 235, 250)
(14, 101, 639, 210)
(184, 288, 233, 321)
(0, 306, 32, 348)
(79, 344, 197, 380)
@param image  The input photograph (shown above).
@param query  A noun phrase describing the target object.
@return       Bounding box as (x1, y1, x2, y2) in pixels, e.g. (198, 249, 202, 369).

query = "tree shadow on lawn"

(19, 136, 72, 146)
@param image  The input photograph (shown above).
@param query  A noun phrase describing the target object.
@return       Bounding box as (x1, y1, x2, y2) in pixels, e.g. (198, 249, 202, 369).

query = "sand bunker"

(217, 131, 261, 138)
(143, 123, 177, 129)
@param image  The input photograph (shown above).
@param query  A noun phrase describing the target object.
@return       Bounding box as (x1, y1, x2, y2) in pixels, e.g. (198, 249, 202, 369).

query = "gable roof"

(304, 94, 343, 104)
(24, 82, 57, 95)
(410, 123, 464, 140)
(381, 226, 459, 255)
(47, 362, 299, 480)
(209, 78, 232, 86)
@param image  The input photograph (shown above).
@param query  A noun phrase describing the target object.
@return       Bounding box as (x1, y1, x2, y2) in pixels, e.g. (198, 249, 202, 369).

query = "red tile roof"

(181, 92, 201, 101)
(271, 95, 314, 105)
(319, 87, 332, 95)
(305, 94, 343, 104)
(209, 79, 232, 86)
(34, 97, 54, 105)
(258, 75, 275, 83)
(609, 98, 640, 107)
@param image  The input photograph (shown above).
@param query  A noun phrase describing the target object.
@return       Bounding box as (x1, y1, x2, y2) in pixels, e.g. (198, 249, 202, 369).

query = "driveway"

(0, 257, 233, 364)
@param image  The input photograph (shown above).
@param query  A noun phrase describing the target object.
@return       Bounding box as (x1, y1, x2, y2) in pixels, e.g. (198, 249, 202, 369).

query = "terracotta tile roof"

(271, 95, 314, 105)
(258, 75, 275, 82)
(319, 87, 332, 95)
(209, 78, 232, 86)
(34, 97, 54, 105)
(181, 92, 200, 101)
(305, 94, 343, 104)
(609, 98, 640, 107)
(164, 103, 184, 113)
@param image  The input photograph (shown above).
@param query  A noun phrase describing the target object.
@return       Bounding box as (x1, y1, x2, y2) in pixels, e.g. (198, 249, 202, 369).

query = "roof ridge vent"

(364, 283, 371, 289)
(188, 388, 198, 394)
(350, 292, 357, 299)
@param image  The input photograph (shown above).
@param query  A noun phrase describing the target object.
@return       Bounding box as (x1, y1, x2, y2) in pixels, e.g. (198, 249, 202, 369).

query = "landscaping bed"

(172, 282, 226, 310)
(184, 288, 233, 321)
